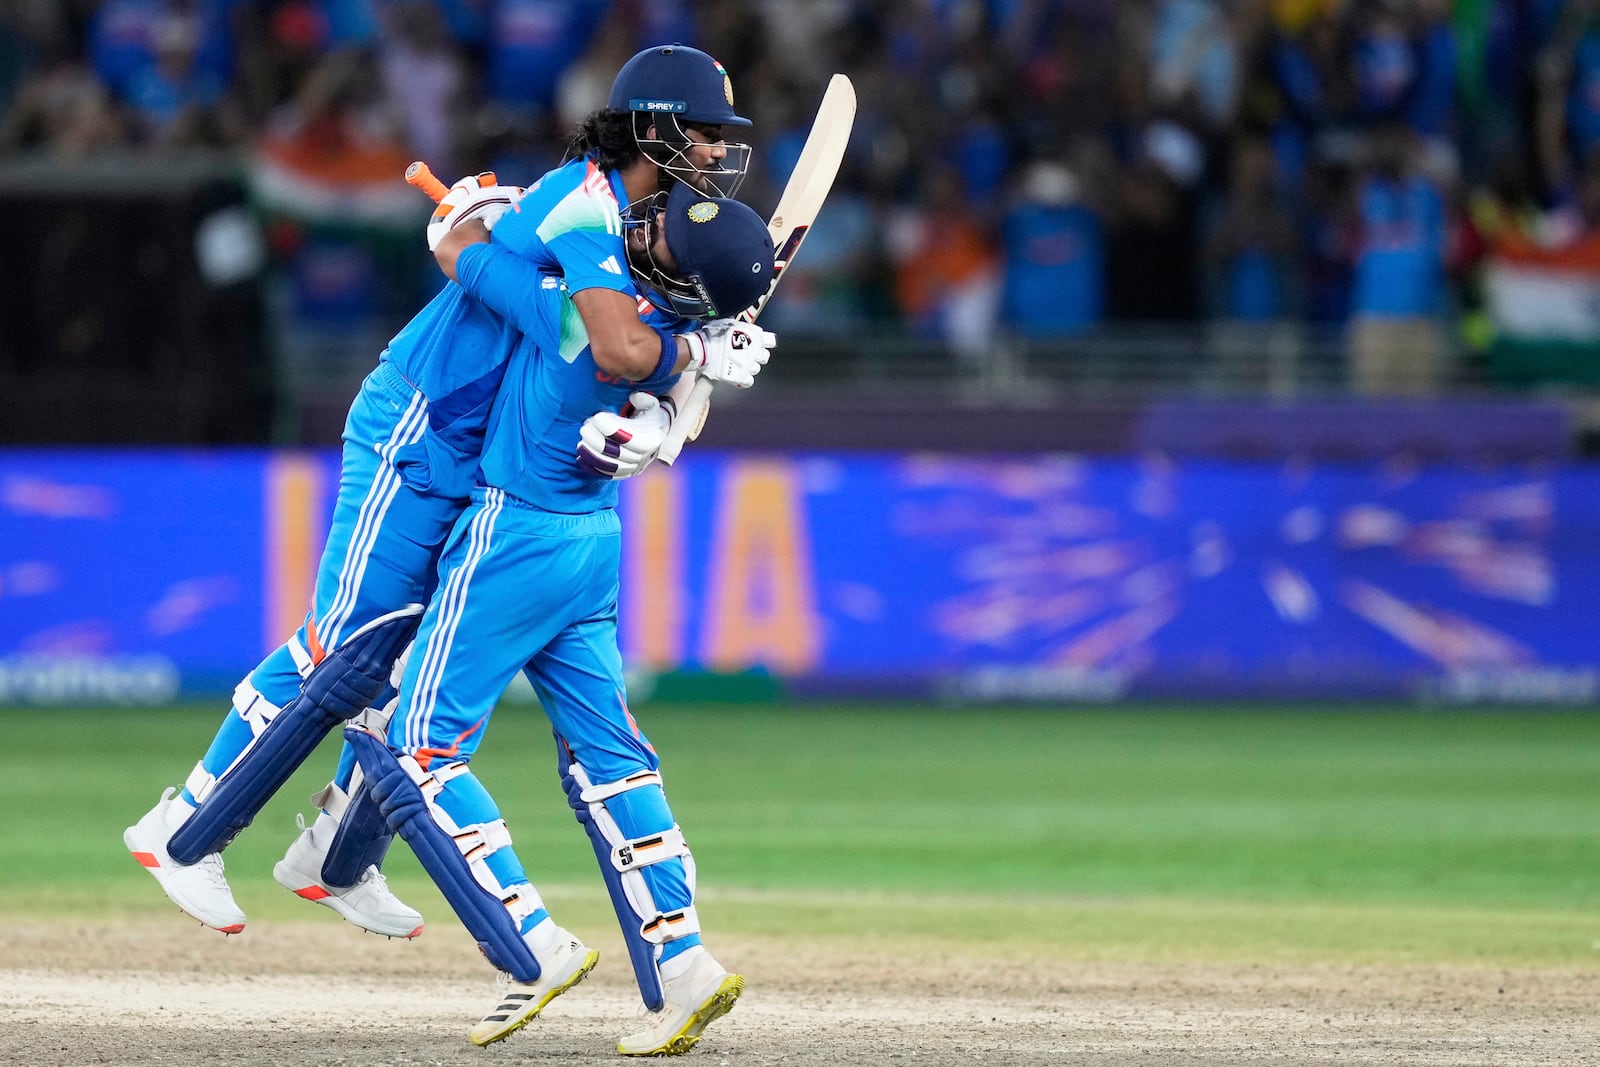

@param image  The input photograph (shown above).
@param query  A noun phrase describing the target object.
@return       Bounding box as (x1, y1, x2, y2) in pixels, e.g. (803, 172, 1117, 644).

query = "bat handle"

(406, 160, 450, 203)
(657, 374, 715, 466)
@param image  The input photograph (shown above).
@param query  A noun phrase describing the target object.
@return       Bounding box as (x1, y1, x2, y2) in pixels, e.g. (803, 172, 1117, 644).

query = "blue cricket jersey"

(1351, 175, 1444, 319)
(469, 273, 686, 514)
(380, 154, 650, 498)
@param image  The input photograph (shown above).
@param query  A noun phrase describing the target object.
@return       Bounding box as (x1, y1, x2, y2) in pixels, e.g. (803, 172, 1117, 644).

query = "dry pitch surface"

(3, 918, 1597, 1067)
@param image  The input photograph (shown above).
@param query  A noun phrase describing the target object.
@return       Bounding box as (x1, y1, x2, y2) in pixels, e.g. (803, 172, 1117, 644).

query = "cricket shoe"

(124, 787, 247, 934)
(272, 814, 423, 939)
(618, 946, 744, 1056)
(468, 928, 600, 1047)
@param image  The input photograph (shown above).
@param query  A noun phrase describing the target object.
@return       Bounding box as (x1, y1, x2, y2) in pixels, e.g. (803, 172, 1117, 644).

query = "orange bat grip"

(405, 160, 450, 203)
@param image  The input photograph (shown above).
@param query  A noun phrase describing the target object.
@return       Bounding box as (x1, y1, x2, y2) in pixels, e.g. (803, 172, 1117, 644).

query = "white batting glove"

(680, 318, 776, 389)
(577, 392, 675, 479)
(426, 172, 521, 251)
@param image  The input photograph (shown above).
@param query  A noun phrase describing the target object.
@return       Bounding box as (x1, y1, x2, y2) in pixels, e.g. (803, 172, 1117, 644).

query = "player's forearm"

(595, 327, 686, 382)
(572, 287, 686, 381)
(451, 238, 566, 339)
(435, 221, 490, 283)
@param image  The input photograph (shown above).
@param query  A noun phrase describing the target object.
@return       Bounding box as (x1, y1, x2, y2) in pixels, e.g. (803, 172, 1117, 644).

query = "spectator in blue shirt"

(1351, 1, 1417, 123)
(88, 0, 238, 104)
(1406, 0, 1458, 145)
(122, 13, 242, 147)
(1347, 121, 1450, 394)
(1000, 160, 1103, 338)
(483, 0, 610, 115)
(1205, 136, 1303, 386)
(1206, 136, 1299, 323)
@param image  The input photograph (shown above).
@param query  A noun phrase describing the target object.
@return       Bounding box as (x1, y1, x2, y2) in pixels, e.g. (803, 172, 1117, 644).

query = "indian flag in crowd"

(1483, 229, 1600, 385)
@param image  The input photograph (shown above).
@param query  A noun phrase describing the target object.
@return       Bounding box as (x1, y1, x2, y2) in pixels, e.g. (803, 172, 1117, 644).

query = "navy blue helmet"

(607, 44, 751, 127)
(632, 183, 774, 321)
(608, 44, 752, 198)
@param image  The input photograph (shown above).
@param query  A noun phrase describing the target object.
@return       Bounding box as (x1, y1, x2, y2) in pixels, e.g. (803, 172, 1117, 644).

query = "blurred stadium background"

(2, 0, 1599, 708)
(4, 7, 1600, 1050)
(3, 8, 1600, 1062)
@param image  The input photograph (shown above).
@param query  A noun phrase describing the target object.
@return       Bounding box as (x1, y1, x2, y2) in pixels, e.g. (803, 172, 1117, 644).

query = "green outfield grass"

(7, 702, 1599, 967)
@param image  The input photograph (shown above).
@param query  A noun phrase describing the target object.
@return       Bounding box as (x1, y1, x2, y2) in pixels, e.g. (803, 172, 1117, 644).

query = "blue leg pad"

(609, 784, 701, 966)
(168, 605, 422, 865)
(320, 778, 394, 889)
(559, 743, 702, 1012)
(347, 726, 542, 982)
(574, 800, 662, 1008)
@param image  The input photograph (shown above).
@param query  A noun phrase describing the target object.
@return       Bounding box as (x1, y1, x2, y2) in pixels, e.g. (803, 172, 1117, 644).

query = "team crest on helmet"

(714, 60, 734, 106)
(687, 201, 720, 223)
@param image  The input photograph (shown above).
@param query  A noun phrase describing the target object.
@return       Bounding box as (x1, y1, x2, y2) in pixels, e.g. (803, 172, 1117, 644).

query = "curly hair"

(565, 109, 644, 172)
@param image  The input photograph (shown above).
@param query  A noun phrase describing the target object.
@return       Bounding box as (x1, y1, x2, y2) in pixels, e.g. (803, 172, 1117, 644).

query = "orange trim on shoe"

(293, 885, 332, 901)
(131, 851, 160, 869)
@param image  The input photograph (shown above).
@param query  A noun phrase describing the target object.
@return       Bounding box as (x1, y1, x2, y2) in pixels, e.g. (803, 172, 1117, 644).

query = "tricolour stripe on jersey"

(583, 160, 618, 209)
(320, 389, 430, 650)
(406, 487, 505, 752)
(536, 163, 623, 245)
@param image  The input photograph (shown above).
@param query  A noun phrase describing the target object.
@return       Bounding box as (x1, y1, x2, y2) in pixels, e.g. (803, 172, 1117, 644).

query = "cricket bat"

(656, 72, 857, 465)
(405, 160, 451, 202)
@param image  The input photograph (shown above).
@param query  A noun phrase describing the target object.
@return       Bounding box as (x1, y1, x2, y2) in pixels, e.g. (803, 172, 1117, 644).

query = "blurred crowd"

(3, 0, 1599, 392)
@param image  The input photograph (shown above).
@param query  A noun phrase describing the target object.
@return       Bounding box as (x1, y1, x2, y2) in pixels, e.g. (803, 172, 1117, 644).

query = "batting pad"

(319, 702, 401, 888)
(347, 727, 544, 982)
(313, 778, 393, 889)
(167, 604, 423, 865)
(559, 748, 698, 1011)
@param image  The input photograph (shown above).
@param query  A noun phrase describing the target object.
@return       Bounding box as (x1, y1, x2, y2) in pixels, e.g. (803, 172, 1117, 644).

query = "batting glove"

(577, 392, 675, 479)
(426, 172, 521, 251)
(680, 318, 776, 389)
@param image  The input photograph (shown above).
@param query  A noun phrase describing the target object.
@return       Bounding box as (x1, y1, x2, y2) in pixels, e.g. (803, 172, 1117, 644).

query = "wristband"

(650, 328, 678, 382)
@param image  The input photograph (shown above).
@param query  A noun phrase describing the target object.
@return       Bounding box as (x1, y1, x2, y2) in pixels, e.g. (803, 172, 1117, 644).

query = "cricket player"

(342, 182, 776, 1055)
(124, 45, 760, 939)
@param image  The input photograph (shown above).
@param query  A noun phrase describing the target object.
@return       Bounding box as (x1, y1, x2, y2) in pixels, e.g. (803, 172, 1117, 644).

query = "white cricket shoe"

(618, 946, 744, 1056)
(123, 787, 247, 935)
(272, 814, 423, 939)
(468, 928, 600, 1047)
